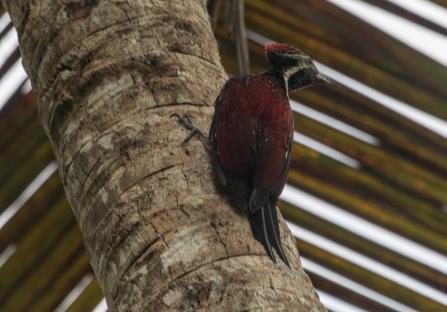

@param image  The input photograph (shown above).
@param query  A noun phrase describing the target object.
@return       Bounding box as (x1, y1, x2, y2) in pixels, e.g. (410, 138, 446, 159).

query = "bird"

(208, 42, 334, 265)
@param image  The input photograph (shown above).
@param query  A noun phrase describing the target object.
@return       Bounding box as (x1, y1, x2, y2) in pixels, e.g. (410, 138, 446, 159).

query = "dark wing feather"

(249, 203, 276, 262)
(248, 122, 292, 265)
(265, 199, 289, 266)
(272, 137, 293, 199)
(209, 79, 235, 187)
(249, 125, 292, 210)
(210, 77, 256, 205)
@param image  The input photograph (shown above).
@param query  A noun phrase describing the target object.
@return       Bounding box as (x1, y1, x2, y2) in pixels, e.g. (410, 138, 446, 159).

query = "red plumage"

(214, 73, 292, 199)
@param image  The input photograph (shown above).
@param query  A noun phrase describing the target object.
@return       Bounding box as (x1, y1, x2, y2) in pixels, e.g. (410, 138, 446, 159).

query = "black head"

(265, 42, 336, 91)
(265, 43, 312, 72)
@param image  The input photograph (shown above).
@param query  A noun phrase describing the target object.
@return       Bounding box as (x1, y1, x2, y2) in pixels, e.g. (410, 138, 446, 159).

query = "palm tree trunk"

(2, 0, 325, 310)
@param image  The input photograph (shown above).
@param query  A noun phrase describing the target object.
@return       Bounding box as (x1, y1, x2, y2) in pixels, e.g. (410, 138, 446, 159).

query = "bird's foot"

(171, 113, 211, 153)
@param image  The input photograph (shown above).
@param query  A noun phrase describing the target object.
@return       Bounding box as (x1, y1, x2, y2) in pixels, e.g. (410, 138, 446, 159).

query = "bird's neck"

(266, 69, 290, 98)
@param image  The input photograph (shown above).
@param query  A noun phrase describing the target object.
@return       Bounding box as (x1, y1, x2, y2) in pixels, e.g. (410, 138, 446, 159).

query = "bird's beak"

(315, 72, 339, 86)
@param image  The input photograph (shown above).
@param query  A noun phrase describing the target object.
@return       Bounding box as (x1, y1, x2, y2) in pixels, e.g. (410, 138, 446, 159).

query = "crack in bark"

(141, 164, 176, 183)
(170, 253, 266, 284)
(149, 221, 169, 250)
(240, 305, 282, 312)
(77, 158, 122, 222)
(211, 221, 230, 258)
(171, 50, 219, 68)
(79, 152, 116, 197)
(112, 234, 162, 301)
(176, 194, 191, 219)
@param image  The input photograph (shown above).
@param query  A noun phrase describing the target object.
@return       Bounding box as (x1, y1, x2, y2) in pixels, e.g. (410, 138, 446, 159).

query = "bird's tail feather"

(266, 201, 290, 267)
(249, 201, 289, 266)
(249, 205, 275, 263)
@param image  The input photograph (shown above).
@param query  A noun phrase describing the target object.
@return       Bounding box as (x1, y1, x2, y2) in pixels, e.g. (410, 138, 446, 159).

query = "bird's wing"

(249, 125, 292, 210)
(209, 78, 237, 187)
(210, 77, 257, 184)
(248, 128, 292, 266)
(272, 135, 293, 199)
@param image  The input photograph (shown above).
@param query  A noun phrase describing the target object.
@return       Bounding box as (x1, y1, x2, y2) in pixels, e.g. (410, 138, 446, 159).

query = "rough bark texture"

(3, 0, 325, 310)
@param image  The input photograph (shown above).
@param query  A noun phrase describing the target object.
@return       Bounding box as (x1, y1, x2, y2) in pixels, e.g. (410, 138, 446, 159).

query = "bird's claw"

(170, 113, 211, 152)
(171, 113, 195, 131)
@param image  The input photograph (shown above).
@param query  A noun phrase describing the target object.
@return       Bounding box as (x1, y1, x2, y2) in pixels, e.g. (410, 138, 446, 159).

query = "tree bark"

(3, 0, 325, 310)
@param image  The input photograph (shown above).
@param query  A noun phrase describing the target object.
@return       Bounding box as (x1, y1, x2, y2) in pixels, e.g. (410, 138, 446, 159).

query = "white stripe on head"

(284, 66, 301, 80)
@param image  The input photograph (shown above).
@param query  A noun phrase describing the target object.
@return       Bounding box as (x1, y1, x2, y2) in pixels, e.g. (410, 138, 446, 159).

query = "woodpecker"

(209, 43, 333, 265)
